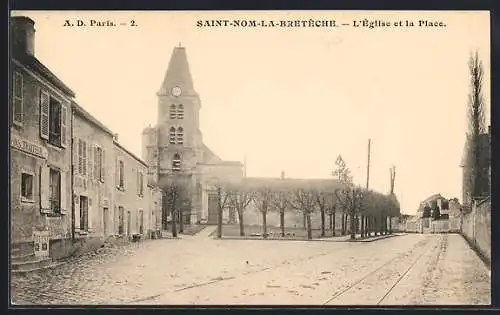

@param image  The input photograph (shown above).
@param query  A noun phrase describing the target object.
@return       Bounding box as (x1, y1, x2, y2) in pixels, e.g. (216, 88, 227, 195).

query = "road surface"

(11, 232, 490, 305)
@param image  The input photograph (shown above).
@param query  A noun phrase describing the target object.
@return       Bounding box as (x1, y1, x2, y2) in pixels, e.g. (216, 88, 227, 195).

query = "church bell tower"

(142, 45, 204, 186)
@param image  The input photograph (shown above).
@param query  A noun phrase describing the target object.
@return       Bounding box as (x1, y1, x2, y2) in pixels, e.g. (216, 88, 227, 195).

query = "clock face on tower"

(171, 86, 182, 97)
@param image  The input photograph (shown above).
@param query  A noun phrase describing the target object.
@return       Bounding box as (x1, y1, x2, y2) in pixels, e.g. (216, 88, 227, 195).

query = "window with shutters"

(95, 146, 105, 182)
(48, 98, 62, 146)
(118, 160, 125, 189)
(78, 139, 87, 175)
(170, 104, 177, 119)
(12, 71, 23, 125)
(177, 104, 184, 120)
(176, 127, 184, 144)
(49, 168, 61, 214)
(40, 90, 67, 148)
(169, 127, 176, 144)
(21, 172, 34, 202)
(137, 171, 144, 196)
(80, 196, 89, 231)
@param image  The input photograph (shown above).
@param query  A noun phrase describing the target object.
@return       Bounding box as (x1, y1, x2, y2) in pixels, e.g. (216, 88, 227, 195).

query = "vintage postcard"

(9, 10, 491, 305)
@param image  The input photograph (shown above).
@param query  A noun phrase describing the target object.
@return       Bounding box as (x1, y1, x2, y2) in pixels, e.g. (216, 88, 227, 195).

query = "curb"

(459, 233, 491, 270)
(210, 234, 404, 242)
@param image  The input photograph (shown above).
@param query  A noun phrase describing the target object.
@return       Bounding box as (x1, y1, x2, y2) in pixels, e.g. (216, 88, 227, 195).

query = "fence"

(461, 197, 491, 263)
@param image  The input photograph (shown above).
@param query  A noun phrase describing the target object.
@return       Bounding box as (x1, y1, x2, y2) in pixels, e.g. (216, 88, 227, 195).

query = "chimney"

(11, 16, 36, 57)
(280, 171, 285, 180)
(113, 133, 119, 141)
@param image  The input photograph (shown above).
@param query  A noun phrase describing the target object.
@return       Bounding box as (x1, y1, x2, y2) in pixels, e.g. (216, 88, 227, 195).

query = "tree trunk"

(303, 212, 307, 230)
(320, 208, 325, 237)
(341, 213, 345, 235)
(262, 211, 267, 238)
(280, 210, 285, 237)
(179, 206, 184, 233)
(238, 212, 245, 236)
(306, 213, 312, 240)
(329, 213, 333, 233)
(350, 210, 356, 240)
(332, 212, 336, 236)
(389, 216, 392, 234)
(361, 215, 365, 238)
(345, 214, 349, 235)
(171, 209, 177, 238)
(217, 190, 222, 239)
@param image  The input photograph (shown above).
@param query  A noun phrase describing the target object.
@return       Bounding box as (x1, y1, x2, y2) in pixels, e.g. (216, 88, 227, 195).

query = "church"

(142, 46, 339, 228)
(141, 46, 245, 225)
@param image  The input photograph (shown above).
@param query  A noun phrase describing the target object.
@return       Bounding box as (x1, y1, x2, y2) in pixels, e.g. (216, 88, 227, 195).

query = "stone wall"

(461, 198, 491, 263)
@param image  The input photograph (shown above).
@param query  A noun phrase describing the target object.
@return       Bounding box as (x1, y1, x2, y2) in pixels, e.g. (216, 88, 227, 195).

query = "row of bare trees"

(160, 155, 400, 240)
(210, 179, 400, 241)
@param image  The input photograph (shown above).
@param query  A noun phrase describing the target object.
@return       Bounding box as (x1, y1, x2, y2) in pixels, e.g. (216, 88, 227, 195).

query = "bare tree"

(227, 184, 254, 237)
(253, 187, 274, 238)
(335, 185, 364, 240)
(467, 51, 487, 202)
(271, 189, 290, 237)
(326, 193, 337, 236)
(331, 155, 353, 236)
(313, 190, 328, 237)
(291, 187, 316, 240)
(214, 184, 231, 239)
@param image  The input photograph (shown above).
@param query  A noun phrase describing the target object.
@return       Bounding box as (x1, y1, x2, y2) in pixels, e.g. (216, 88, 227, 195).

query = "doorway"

(127, 211, 131, 236)
(103, 207, 109, 236)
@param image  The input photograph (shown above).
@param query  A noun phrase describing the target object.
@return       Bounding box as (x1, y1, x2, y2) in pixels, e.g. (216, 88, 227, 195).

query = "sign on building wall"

(11, 134, 48, 159)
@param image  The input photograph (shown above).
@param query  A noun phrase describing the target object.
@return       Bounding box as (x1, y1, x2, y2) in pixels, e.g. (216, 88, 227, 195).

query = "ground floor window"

(49, 168, 61, 214)
(80, 196, 88, 231)
(21, 172, 34, 202)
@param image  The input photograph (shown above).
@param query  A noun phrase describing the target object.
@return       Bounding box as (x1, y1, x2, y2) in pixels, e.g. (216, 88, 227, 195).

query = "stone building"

(72, 101, 115, 238)
(113, 140, 150, 237)
(142, 46, 243, 225)
(10, 16, 74, 251)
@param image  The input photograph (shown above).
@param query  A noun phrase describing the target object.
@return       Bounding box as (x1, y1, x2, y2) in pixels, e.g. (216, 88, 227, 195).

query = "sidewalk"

(191, 226, 218, 240)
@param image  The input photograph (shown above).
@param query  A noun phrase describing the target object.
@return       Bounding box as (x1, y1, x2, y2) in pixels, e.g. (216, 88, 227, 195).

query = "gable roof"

(13, 55, 75, 98)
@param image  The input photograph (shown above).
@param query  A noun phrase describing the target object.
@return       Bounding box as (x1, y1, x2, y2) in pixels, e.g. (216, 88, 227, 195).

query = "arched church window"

(170, 104, 177, 119)
(169, 127, 176, 144)
(177, 127, 184, 144)
(172, 153, 181, 172)
(177, 104, 184, 120)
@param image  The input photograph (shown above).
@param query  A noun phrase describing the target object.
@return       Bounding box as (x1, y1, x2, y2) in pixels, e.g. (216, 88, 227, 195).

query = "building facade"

(142, 46, 244, 225)
(113, 141, 150, 237)
(10, 16, 74, 245)
(72, 101, 115, 238)
(10, 16, 164, 258)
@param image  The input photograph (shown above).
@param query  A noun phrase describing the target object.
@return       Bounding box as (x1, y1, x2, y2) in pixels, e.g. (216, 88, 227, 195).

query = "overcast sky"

(13, 11, 490, 215)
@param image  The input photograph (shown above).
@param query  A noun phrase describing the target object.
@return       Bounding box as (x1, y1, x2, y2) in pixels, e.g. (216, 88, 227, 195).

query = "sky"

(12, 11, 490, 215)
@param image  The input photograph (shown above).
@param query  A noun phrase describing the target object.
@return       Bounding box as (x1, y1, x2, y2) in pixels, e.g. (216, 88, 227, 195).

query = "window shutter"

(88, 143, 93, 179)
(88, 198, 93, 230)
(60, 103, 68, 148)
(40, 90, 50, 140)
(60, 171, 68, 215)
(13, 71, 23, 123)
(101, 149, 105, 182)
(94, 146, 99, 181)
(40, 165, 51, 213)
(115, 157, 119, 188)
(136, 169, 140, 195)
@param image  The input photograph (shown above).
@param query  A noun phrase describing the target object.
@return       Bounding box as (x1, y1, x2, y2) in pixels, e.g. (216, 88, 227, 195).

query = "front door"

(127, 211, 131, 236)
(207, 192, 218, 225)
(139, 210, 144, 234)
(103, 207, 109, 236)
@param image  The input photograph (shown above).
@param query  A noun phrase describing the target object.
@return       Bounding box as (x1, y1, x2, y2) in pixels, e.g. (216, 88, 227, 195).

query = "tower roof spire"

(158, 45, 195, 96)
